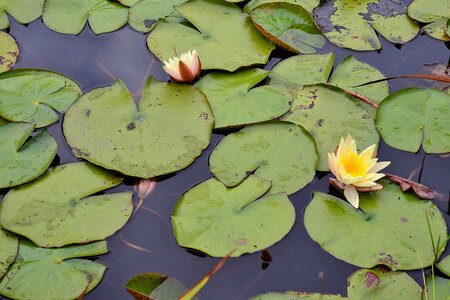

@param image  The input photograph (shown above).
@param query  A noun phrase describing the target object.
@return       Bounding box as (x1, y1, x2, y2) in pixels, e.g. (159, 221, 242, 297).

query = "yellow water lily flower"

(327, 134, 390, 209)
(163, 50, 201, 83)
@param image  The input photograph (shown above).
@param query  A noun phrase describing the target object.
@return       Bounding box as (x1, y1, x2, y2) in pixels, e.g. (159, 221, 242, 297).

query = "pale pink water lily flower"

(162, 50, 201, 83)
(327, 134, 391, 209)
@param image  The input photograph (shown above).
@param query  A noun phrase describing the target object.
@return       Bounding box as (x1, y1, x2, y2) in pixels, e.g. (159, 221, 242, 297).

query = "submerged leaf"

(0, 162, 133, 247)
(0, 122, 57, 189)
(147, 0, 274, 71)
(250, 3, 325, 53)
(0, 32, 19, 73)
(0, 69, 82, 127)
(281, 84, 379, 171)
(172, 176, 295, 257)
(209, 121, 318, 195)
(376, 88, 450, 153)
(385, 174, 441, 200)
(0, 228, 18, 280)
(305, 181, 448, 270)
(129, 0, 187, 32)
(43, 0, 128, 34)
(63, 78, 213, 178)
(0, 240, 108, 300)
(0, 0, 44, 29)
(313, 0, 419, 50)
(194, 68, 292, 129)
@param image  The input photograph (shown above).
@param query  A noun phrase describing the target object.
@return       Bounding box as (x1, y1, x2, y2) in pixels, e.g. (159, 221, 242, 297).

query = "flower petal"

(369, 161, 391, 173)
(344, 185, 359, 208)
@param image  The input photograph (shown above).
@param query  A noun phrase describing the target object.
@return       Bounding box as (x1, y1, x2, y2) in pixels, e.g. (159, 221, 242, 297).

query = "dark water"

(1, 8, 450, 300)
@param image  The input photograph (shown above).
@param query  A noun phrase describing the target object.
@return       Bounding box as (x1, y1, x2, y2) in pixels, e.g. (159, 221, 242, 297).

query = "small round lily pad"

(0, 162, 133, 247)
(194, 68, 292, 129)
(0, 240, 108, 300)
(250, 2, 325, 53)
(376, 88, 450, 153)
(0, 69, 82, 127)
(172, 175, 296, 257)
(0, 32, 19, 73)
(305, 180, 448, 270)
(63, 78, 213, 178)
(0, 228, 17, 280)
(209, 121, 318, 195)
(0, 122, 57, 189)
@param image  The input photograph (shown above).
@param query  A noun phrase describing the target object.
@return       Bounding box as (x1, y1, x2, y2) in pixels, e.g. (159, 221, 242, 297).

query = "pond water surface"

(1, 4, 450, 299)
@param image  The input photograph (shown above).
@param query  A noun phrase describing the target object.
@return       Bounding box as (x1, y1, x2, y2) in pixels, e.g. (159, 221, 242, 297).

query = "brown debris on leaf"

(385, 174, 442, 200)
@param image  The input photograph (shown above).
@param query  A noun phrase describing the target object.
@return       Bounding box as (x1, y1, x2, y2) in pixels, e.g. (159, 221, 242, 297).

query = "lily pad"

(304, 180, 448, 270)
(0, 69, 82, 127)
(42, 0, 128, 34)
(244, 0, 319, 14)
(281, 84, 379, 171)
(209, 121, 318, 195)
(126, 273, 198, 300)
(0, 122, 57, 189)
(250, 3, 325, 53)
(313, 0, 419, 50)
(347, 268, 421, 299)
(0, 162, 133, 247)
(408, 0, 450, 41)
(423, 275, 450, 300)
(194, 68, 292, 129)
(250, 292, 341, 299)
(437, 255, 450, 277)
(172, 175, 295, 257)
(0, 240, 108, 300)
(0, 116, 7, 125)
(0, 0, 44, 29)
(0, 32, 19, 73)
(0, 228, 17, 280)
(129, 0, 187, 33)
(117, 0, 139, 6)
(376, 88, 450, 153)
(63, 78, 213, 178)
(269, 53, 389, 115)
(147, 0, 275, 71)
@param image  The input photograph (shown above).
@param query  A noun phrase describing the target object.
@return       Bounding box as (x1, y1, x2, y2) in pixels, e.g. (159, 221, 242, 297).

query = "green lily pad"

(0, 122, 57, 189)
(281, 84, 379, 171)
(0, 162, 133, 247)
(126, 273, 199, 300)
(269, 53, 389, 115)
(0, 240, 108, 300)
(172, 175, 295, 257)
(250, 3, 325, 53)
(0, 0, 44, 29)
(0, 228, 17, 280)
(313, 0, 419, 50)
(347, 268, 421, 299)
(437, 255, 450, 277)
(408, 0, 450, 41)
(0, 32, 19, 73)
(129, 0, 187, 33)
(209, 121, 318, 195)
(117, 0, 139, 6)
(304, 180, 448, 270)
(63, 78, 213, 178)
(376, 88, 450, 153)
(0, 69, 82, 127)
(194, 69, 292, 129)
(423, 275, 450, 300)
(0, 116, 7, 125)
(147, 0, 275, 72)
(244, 0, 319, 14)
(42, 0, 128, 34)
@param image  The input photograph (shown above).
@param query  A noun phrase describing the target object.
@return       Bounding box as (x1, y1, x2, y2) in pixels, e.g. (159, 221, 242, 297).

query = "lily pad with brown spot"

(313, 0, 419, 50)
(304, 180, 447, 270)
(0, 32, 19, 73)
(0, 240, 108, 300)
(172, 176, 296, 257)
(63, 77, 213, 178)
(250, 3, 325, 53)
